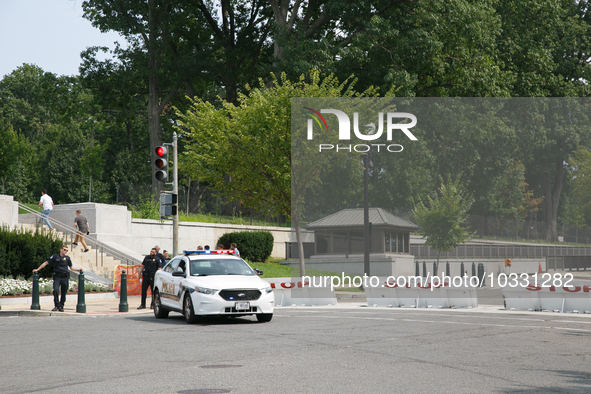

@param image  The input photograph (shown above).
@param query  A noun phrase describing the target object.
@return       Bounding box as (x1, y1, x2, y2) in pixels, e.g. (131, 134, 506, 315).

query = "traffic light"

(154, 146, 168, 182)
(504, 258, 512, 267)
(159, 192, 178, 217)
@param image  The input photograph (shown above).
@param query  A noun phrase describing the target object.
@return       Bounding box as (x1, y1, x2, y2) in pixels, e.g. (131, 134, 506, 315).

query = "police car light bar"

(183, 250, 236, 255)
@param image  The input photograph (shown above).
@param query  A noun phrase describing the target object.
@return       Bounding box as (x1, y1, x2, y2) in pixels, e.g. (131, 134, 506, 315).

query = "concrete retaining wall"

(18, 202, 314, 259)
(0, 195, 18, 228)
(285, 257, 545, 282)
(295, 254, 416, 277)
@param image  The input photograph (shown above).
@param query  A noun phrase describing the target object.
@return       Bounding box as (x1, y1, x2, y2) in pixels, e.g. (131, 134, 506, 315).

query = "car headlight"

(195, 287, 217, 295)
(264, 286, 273, 293)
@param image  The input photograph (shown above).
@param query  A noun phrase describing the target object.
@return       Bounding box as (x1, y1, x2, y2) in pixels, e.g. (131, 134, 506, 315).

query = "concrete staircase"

(68, 243, 120, 282)
(19, 223, 124, 283)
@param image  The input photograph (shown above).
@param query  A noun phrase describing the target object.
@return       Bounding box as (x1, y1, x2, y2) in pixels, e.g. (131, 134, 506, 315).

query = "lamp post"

(363, 152, 373, 278)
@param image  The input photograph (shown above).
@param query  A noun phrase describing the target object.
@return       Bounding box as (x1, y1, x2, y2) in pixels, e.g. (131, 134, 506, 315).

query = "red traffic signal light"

(156, 146, 166, 157)
(154, 146, 168, 181)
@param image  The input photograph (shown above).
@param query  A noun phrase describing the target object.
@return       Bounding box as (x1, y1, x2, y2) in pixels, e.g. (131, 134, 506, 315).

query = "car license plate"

(235, 302, 250, 311)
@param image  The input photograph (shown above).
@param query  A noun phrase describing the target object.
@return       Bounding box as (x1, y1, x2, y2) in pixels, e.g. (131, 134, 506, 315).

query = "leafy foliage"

(2, 0, 591, 244)
(217, 231, 274, 263)
(179, 71, 377, 219)
(0, 227, 63, 278)
(413, 179, 474, 264)
(567, 147, 591, 224)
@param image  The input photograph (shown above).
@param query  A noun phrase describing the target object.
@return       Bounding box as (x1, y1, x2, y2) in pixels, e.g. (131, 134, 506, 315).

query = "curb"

(0, 310, 54, 317)
(0, 309, 153, 317)
(0, 292, 118, 306)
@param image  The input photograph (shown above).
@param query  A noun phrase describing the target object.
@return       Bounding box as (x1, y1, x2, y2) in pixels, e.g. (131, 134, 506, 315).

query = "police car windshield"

(189, 259, 255, 276)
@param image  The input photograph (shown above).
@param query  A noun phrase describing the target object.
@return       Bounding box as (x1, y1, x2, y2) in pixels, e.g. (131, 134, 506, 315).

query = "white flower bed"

(0, 277, 111, 296)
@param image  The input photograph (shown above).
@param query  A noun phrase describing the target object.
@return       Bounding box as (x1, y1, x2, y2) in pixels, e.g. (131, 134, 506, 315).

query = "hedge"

(217, 231, 274, 262)
(0, 226, 63, 278)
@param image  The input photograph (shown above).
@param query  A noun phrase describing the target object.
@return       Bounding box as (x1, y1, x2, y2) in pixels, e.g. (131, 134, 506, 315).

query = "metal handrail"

(18, 203, 142, 270)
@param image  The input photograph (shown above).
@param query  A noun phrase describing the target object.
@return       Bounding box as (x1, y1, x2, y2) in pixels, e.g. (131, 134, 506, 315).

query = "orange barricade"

(113, 265, 150, 296)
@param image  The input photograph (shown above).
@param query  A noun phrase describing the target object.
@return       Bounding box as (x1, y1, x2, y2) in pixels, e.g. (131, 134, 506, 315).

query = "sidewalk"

(2, 270, 590, 317)
(0, 294, 153, 316)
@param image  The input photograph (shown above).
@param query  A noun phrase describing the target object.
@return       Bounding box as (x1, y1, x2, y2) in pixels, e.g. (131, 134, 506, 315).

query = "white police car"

(153, 250, 274, 323)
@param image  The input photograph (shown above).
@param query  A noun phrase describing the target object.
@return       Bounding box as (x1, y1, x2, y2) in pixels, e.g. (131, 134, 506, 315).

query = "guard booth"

(304, 208, 419, 276)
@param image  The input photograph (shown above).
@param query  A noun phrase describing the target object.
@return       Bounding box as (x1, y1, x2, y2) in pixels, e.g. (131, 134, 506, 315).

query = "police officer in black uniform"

(33, 245, 83, 312)
(154, 245, 165, 269)
(138, 248, 161, 309)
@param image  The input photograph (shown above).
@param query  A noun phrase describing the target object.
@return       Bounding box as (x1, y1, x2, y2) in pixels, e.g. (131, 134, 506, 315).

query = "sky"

(0, 0, 124, 79)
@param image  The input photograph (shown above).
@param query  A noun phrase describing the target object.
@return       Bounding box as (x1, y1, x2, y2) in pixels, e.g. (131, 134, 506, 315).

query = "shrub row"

(217, 231, 274, 262)
(0, 226, 63, 278)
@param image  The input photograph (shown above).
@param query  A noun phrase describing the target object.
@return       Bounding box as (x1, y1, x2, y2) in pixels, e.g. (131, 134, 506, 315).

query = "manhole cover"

(178, 390, 231, 394)
(199, 365, 243, 369)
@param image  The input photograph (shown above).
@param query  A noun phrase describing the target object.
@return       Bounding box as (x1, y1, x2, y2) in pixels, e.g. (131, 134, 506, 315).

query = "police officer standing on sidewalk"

(33, 245, 83, 312)
(154, 245, 165, 269)
(138, 248, 161, 309)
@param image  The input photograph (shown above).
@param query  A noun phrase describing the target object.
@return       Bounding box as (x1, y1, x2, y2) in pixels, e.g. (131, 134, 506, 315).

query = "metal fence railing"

(410, 244, 591, 260)
(18, 203, 141, 270)
(116, 183, 287, 225)
(546, 256, 591, 271)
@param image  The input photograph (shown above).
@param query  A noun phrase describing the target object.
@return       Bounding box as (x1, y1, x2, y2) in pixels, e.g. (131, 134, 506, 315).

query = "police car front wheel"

(256, 313, 273, 323)
(153, 290, 169, 318)
(184, 295, 199, 324)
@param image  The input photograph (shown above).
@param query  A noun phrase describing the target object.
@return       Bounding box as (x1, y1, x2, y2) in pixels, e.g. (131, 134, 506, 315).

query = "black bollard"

(460, 261, 465, 277)
(31, 272, 40, 310)
(478, 263, 486, 287)
(422, 261, 427, 278)
(446, 261, 450, 277)
(433, 261, 438, 277)
(76, 271, 86, 313)
(472, 262, 476, 278)
(119, 270, 128, 312)
(415, 260, 419, 276)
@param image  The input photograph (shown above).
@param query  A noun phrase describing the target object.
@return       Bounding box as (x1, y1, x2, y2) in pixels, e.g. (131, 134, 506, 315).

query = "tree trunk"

(269, 0, 289, 64)
(148, 0, 163, 197)
(541, 161, 564, 242)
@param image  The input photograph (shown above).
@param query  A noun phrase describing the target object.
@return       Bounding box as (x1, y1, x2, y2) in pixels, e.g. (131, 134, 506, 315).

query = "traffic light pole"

(154, 135, 179, 256)
(173, 132, 179, 257)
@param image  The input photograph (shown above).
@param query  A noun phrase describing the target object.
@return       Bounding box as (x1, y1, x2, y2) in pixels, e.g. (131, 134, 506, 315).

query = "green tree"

(510, 99, 591, 241)
(82, 0, 201, 194)
(495, 0, 591, 240)
(178, 71, 377, 275)
(0, 120, 32, 199)
(333, 0, 510, 97)
(567, 146, 591, 224)
(413, 179, 473, 269)
(0, 65, 97, 203)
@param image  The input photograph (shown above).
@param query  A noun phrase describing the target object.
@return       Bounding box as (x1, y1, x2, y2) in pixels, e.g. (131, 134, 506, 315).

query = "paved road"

(2, 306, 591, 393)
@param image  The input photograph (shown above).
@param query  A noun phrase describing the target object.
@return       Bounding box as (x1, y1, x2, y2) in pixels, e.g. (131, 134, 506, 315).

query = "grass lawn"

(178, 212, 290, 227)
(248, 261, 361, 286)
(19, 203, 41, 214)
(250, 261, 353, 278)
(249, 261, 364, 291)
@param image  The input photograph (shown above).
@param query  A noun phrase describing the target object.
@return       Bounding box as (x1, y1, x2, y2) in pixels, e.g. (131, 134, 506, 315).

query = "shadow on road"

(124, 313, 265, 326)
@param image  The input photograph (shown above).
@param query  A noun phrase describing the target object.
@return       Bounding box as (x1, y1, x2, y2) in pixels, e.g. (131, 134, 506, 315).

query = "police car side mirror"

(254, 268, 263, 276)
(172, 269, 185, 278)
